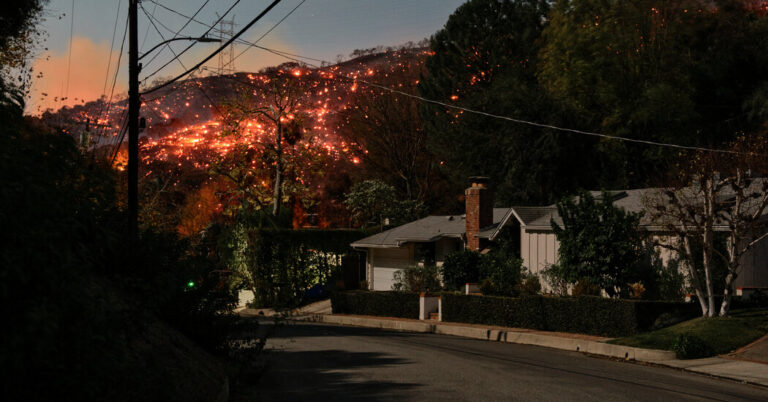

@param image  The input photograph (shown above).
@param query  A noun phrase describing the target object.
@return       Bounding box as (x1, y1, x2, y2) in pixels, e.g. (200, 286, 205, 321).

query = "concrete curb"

(300, 314, 675, 361)
(292, 314, 768, 387)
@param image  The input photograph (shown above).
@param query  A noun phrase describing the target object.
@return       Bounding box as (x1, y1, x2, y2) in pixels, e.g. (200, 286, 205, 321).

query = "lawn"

(609, 308, 768, 356)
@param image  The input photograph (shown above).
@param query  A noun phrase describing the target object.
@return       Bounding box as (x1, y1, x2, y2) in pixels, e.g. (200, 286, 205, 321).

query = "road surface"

(241, 321, 768, 401)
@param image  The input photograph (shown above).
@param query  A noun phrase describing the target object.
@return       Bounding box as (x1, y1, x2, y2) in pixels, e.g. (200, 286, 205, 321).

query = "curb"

(300, 314, 676, 361)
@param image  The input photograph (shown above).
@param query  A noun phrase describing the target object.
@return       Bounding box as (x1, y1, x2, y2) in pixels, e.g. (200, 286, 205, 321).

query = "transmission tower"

(217, 15, 236, 75)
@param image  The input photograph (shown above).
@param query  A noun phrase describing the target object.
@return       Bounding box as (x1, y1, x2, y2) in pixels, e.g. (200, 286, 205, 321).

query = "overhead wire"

(141, 0, 283, 95)
(140, 0, 242, 85)
(223, 0, 308, 70)
(224, 46, 743, 156)
(138, 0, 739, 156)
(98, 13, 129, 145)
(140, 0, 212, 74)
(140, 3, 224, 117)
(94, 0, 124, 138)
(144, 0, 325, 64)
(140, 1, 158, 51)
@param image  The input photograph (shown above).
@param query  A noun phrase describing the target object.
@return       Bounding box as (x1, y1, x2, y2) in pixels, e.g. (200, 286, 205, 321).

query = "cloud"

(26, 32, 305, 114)
(27, 35, 127, 114)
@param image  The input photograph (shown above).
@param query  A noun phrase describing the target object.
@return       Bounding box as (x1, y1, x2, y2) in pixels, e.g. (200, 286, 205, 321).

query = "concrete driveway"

(237, 321, 768, 401)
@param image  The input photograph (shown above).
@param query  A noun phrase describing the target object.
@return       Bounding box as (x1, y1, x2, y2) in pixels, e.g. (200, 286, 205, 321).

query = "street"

(243, 321, 768, 401)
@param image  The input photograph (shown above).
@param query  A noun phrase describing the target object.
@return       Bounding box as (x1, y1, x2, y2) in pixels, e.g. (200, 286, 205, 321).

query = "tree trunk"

(272, 120, 283, 217)
(702, 178, 716, 317)
(720, 236, 739, 317)
(684, 236, 709, 317)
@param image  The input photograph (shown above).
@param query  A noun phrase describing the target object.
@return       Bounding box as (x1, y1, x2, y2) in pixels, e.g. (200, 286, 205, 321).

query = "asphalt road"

(243, 321, 768, 401)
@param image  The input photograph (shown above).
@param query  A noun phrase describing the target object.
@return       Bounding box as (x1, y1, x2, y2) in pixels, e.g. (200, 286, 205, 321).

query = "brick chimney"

(465, 176, 493, 251)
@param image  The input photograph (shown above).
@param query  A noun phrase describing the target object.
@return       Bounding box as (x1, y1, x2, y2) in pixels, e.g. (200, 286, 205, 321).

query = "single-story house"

(351, 177, 768, 291)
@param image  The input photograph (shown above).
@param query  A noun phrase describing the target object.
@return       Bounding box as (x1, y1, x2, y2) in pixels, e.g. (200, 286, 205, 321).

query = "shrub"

(479, 254, 523, 297)
(541, 264, 569, 296)
(674, 333, 713, 359)
(330, 291, 419, 319)
(572, 279, 601, 296)
(392, 265, 442, 292)
(442, 294, 697, 337)
(517, 270, 542, 296)
(441, 294, 546, 329)
(441, 250, 483, 290)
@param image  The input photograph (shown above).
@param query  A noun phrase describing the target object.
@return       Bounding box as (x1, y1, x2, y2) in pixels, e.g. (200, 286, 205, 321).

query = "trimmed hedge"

(442, 294, 698, 337)
(330, 291, 420, 319)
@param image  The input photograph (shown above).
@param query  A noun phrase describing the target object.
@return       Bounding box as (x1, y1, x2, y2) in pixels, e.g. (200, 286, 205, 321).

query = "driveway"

(237, 321, 768, 401)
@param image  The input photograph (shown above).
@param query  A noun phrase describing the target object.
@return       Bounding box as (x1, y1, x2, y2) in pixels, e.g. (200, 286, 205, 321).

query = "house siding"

(735, 235, 768, 289)
(521, 229, 558, 277)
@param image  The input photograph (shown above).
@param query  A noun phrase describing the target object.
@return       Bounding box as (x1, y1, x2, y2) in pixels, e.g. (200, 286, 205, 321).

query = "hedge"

(330, 291, 420, 319)
(441, 294, 698, 337)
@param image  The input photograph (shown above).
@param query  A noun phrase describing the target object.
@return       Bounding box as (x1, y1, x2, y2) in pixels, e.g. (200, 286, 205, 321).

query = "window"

(415, 242, 436, 266)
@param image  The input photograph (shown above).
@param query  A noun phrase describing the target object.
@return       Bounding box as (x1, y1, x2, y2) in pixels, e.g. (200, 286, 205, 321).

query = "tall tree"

(217, 68, 320, 221)
(539, 0, 768, 188)
(646, 135, 768, 317)
(419, 0, 595, 205)
(551, 191, 645, 297)
(338, 57, 442, 205)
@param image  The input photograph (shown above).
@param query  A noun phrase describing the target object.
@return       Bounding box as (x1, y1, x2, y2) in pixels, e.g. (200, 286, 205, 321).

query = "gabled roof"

(500, 183, 768, 234)
(353, 180, 768, 247)
(351, 208, 511, 248)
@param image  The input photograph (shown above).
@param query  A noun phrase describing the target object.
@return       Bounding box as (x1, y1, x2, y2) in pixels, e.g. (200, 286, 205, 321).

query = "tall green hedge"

(330, 291, 420, 319)
(442, 294, 698, 337)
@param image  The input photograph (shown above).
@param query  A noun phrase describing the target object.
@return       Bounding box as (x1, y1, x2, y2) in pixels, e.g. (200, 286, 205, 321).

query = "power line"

(141, 0, 283, 95)
(140, 1, 157, 51)
(224, 44, 741, 156)
(224, 0, 307, 70)
(140, 0, 212, 73)
(145, 0, 325, 64)
(139, 3, 224, 117)
(96, 14, 129, 140)
(137, 2, 737, 155)
(140, 0, 241, 84)
(94, 0, 123, 136)
(63, 0, 75, 99)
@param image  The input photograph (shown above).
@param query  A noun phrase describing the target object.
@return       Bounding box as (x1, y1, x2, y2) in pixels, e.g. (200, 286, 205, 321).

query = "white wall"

(735, 235, 768, 289)
(520, 229, 559, 277)
(370, 245, 414, 291)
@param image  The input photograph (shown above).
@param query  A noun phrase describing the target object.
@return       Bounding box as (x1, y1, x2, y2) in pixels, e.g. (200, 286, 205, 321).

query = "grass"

(609, 308, 768, 356)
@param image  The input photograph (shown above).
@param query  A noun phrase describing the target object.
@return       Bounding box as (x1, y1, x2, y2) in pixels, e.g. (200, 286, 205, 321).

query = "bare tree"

(219, 70, 307, 218)
(646, 135, 768, 316)
(338, 64, 439, 204)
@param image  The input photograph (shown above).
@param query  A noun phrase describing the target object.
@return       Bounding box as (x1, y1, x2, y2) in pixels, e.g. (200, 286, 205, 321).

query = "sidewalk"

(264, 310, 768, 388)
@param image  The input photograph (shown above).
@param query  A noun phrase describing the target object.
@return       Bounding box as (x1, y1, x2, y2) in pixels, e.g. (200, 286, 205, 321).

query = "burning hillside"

(39, 48, 428, 228)
(44, 49, 427, 166)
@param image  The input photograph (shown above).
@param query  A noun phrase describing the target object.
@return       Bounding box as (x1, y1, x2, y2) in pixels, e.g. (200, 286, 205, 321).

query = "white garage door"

(371, 247, 411, 291)
(373, 267, 401, 291)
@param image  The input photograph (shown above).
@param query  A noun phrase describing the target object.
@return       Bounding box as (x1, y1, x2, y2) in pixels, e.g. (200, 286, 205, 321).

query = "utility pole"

(128, 0, 140, 240)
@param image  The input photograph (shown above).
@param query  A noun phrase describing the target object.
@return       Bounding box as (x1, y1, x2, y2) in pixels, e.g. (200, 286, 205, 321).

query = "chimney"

(465, 176, 493, 251)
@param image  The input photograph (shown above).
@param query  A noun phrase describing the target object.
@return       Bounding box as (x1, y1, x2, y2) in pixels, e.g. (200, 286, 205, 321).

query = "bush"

(517, 270, 542, 296)
(441, 294, 546, 329)
(330, 291, 420, 319)
(392, 265, 441, 292)
(441, 250, 483, 290)
(479, 254, 523, 296)
(673, 333, 713, 359)
(442, 294, 698, 337)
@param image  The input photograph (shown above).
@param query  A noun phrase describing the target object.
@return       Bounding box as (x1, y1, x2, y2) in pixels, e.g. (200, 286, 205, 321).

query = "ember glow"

(42, 49, 429, 190)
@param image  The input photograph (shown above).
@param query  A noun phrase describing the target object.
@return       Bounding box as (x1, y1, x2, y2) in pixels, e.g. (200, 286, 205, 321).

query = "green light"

(187, 281, 195, 288)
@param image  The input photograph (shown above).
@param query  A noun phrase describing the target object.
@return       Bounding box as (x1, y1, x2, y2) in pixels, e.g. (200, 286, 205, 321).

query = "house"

(351, 177, 768, 291)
